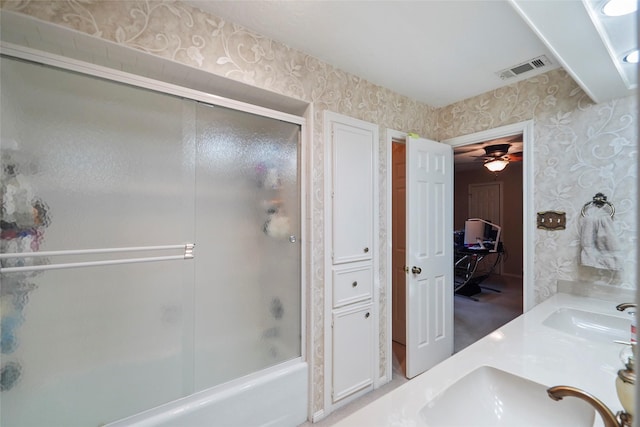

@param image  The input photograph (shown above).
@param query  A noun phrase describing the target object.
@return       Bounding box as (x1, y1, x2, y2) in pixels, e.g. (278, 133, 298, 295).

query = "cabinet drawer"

(333, 264, 372, 308)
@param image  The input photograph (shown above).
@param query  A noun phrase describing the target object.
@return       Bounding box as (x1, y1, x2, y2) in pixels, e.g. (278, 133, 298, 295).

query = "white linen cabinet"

(324, 111, 379, 411)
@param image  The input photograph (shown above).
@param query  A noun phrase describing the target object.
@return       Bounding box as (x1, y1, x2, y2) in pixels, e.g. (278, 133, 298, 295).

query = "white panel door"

(405, 136, 453, 379)
(469, 182, 502, 273)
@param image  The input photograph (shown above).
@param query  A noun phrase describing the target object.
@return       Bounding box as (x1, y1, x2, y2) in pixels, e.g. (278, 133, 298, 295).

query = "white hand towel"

(579, 213, 621, 270)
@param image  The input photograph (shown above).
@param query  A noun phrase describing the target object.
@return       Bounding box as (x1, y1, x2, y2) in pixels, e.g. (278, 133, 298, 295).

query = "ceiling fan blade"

(507, 152, 523, 162)
(454, 147, 484, 155)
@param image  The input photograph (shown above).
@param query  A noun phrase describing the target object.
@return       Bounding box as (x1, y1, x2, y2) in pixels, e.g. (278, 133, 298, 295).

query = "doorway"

(391, 140, 407, 376)
(386, 120, 534, 380)
(452, 138, 523, 352)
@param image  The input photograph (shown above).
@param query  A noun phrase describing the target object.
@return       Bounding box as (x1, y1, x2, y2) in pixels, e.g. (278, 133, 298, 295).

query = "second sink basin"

(542, 307, 630, 343)
(419, 366, 594, 426)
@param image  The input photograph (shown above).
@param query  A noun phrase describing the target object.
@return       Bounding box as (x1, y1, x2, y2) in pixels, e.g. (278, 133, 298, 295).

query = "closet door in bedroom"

(469, 182, 503, 273)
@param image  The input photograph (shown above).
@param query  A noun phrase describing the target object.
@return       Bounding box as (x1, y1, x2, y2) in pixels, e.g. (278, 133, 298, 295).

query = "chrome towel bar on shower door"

(0, 243, 195, 274)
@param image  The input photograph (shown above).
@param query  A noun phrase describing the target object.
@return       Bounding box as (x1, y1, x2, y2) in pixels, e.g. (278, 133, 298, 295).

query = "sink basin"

(420, 366, 595, 426)
(543, 307, 630, 343)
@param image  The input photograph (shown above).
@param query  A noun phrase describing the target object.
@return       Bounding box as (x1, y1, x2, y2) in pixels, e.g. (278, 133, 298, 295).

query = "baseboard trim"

(375, 374, 390, 389)
(312, 409, 325, 423)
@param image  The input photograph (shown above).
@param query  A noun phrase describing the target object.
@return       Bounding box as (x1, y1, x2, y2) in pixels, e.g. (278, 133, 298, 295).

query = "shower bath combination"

(0, 55, 306, 426)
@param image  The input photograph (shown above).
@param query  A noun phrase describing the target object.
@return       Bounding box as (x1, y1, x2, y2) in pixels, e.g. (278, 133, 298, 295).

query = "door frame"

(385, 120, 533, 382)
(443, 120, 534, 313)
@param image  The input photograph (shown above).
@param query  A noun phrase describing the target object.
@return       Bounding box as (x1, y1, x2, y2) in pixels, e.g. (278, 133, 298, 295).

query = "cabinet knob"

(363, 247, 369, 253)
(352, 281, 358, 287)
(365, 312, 370, 319)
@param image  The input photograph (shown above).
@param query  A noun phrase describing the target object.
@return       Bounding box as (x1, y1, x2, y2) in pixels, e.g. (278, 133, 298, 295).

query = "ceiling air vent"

(496, 55, 552, 80)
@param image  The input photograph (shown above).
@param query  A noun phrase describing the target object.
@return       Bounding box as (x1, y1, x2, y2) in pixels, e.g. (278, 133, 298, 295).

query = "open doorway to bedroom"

(451, 134, 524, 352)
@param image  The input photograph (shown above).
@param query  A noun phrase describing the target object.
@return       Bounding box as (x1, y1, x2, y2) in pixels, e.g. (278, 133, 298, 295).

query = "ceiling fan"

(473, 143, 523, 172)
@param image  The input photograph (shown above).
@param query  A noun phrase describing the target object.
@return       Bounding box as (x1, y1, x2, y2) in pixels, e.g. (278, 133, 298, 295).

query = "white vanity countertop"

(332, 292, 632, 427)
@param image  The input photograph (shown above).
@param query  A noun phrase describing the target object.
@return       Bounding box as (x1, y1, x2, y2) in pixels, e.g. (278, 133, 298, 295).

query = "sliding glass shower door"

(0, 56, 301, 427)
(1, 57, 195, 427)
(194, 103, 301, 389)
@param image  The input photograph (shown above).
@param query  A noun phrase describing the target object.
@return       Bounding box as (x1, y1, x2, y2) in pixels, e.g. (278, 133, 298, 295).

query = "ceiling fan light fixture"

(484, 158, 509, 172)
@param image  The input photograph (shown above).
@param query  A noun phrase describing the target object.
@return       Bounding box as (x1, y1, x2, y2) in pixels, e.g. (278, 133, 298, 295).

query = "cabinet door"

(332, 303, 374, 402)
(331, 122, 373, 264)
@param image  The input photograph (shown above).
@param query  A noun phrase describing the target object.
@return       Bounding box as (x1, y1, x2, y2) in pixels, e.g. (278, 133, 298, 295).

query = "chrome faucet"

(616, 303, 637, 312)
(547, 386, 631, 427)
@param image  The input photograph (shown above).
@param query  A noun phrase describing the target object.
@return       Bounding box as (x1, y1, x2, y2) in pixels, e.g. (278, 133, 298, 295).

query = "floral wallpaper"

(1, 0, 637, 419)
(437, 71, 637, 303)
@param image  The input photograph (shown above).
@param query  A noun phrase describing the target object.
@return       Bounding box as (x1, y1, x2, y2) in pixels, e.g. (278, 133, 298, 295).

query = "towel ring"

(581, 192, 615, 218)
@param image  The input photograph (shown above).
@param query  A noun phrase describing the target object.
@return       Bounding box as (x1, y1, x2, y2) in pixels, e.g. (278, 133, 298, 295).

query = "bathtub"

(107, 359, 308, 427)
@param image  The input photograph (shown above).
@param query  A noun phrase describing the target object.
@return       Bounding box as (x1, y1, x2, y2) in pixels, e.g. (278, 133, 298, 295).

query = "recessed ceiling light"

(623, 49, 639, 63)
(602, 0, 638, 16)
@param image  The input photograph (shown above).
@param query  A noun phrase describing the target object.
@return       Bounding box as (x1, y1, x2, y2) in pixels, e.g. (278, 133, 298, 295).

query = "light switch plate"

(537, 211, 566, 230)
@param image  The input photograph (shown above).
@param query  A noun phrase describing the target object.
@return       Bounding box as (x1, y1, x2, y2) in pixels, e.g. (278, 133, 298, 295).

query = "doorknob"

(411, 266, 422, 274)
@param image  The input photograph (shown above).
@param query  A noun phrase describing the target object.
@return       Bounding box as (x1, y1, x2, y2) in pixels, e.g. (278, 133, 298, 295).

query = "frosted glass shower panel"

(0, 58, 195, 250)
(194, 103, 301, 389)
(1, 58, 195, 426)
(0, 263, 189, 427)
